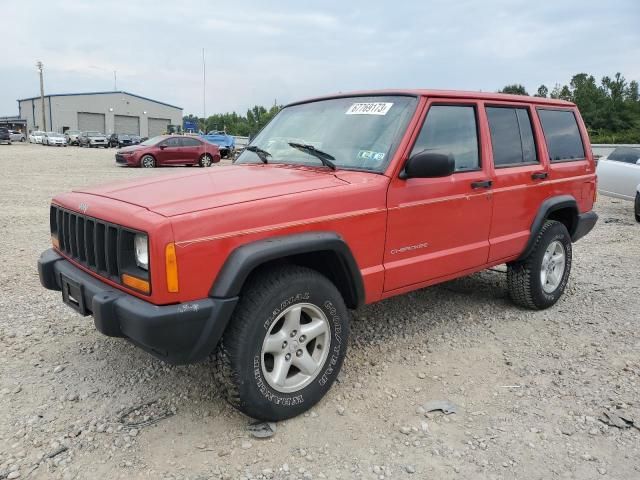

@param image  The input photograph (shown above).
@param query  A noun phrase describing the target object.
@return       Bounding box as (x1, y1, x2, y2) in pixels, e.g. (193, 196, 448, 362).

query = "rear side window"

(181, 137, 201, 147)
(486, 107, 538, 167)
(537, 109, 585, 161)
(410, 105, 479, 172)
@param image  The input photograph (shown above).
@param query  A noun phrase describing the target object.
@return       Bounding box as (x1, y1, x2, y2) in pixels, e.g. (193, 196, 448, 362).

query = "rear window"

(537, 109, 585, 161)
(486, 107, 538, 167)
(0, 128, 8, 133)
(608, 147, 640, 164)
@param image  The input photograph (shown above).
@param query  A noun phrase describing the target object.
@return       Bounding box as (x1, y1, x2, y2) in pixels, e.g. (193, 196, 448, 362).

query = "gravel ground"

(1, 143, 639, 480)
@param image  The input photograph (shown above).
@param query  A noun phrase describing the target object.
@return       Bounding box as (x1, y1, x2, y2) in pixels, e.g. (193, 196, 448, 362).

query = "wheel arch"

(209, 232, 365, 309)
(517, 195, 578, 261)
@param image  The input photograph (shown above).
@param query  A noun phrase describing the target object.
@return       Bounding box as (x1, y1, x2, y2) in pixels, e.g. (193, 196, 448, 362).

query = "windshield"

(140, 136, 165, 146)
(67, 130, 80, 135)
(236, 95, 418, 172)
(50, 133, 64, 138)
(85, 131, 102, 136)
(118, 134, 131, 139)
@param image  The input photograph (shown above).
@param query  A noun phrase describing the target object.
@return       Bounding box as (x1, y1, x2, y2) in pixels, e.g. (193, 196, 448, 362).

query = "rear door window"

(486, 107, 538, 167)
(181, 137, 201, 147)
(537, 109, 585, 161)
(410, 105, 480, 172)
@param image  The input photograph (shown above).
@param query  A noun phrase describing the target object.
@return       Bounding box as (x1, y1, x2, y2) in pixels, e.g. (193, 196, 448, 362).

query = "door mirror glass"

(401, 152, 455, 179)
(636, 159, 640, 165)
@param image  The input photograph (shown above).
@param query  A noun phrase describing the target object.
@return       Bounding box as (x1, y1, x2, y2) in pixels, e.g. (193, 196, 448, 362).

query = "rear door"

(483, 102, 550, 262)
(180, 137, 202, 164)
(384, 99, 493, 293)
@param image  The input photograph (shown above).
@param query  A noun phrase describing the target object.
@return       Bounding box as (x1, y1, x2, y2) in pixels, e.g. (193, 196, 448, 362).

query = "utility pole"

(36, 61, 46, 131)
(202, 48, 207, 133)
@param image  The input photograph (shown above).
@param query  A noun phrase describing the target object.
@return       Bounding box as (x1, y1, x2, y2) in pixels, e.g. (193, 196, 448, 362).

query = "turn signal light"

(165, 242, 179, 293)
(121, 273, 150, 294)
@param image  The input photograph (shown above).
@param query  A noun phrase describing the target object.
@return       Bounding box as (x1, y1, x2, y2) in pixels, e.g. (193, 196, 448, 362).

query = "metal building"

(17, 91, 183, 136)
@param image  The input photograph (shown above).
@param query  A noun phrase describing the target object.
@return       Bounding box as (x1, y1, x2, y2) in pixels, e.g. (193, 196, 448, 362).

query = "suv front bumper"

(38, 249, 238, 365)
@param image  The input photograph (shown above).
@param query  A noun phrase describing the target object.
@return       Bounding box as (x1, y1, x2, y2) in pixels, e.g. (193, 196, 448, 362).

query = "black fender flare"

(209, 231, 365, 308)
(517, 195, 578, 261)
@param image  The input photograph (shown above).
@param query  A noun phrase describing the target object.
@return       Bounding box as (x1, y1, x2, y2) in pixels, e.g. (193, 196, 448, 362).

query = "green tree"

(500, 84, 529, 95)
(534, 85, 549, 98)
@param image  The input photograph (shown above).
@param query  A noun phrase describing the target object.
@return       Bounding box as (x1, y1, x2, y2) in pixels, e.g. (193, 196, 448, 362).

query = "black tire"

(215, 265, 350, 421)
(199, 153, 213, 167)
(635, 192, 640, 223)
(507, 220, 572, 310)
(140, 154, 156, 168)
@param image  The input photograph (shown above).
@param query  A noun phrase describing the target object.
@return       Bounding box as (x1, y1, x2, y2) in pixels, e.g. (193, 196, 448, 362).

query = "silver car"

(9, 130, 26, 142)
(43, 132, 67, 147)
(65, 130, 81, 145)
(79, 131, 108, 148)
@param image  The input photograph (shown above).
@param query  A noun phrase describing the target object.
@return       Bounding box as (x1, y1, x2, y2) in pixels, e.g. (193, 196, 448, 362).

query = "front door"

(384, 101, 493, 293)
(156, 137, 183, 165)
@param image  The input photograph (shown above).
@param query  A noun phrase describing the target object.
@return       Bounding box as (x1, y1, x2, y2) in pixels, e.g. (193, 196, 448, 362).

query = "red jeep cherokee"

(39, 90, 598, 421)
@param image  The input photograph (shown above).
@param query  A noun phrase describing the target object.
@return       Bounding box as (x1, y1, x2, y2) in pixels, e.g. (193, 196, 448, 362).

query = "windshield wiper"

(288, 142, 337, 170)
(245, 145, 271, 164)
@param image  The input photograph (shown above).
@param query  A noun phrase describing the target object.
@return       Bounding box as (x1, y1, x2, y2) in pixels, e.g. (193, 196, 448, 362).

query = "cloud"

(1, 0, 638, 116)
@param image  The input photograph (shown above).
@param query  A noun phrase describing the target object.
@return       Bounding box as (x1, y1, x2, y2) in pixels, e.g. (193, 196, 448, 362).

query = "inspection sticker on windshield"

(346, 102, 393, 115)
(357, 150, 385, 161)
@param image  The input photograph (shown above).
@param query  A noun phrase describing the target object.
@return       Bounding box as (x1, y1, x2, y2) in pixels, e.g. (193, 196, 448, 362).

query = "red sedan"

(115, 135, 221, 168)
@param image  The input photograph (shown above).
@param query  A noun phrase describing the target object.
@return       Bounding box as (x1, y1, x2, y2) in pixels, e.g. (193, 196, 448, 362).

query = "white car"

(43, 132, 67, 146)
(9, 130, 25, 142)
(596, 146, 640, 222)
(29, 131, 45, 143)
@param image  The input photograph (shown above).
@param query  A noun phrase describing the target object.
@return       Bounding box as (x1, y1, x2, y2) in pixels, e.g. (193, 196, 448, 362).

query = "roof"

(286, 89, 575, 108)
(17, 90, 182, 110)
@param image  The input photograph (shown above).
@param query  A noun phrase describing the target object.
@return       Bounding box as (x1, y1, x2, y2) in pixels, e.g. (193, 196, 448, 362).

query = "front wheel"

(215, 265, 350, 421)
(140, 155, 155, 168)
(507, 220, 572, 310)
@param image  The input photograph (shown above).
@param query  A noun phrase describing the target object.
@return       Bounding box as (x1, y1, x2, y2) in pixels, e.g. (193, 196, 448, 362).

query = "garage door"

(78, 112, 105, 133)
(148, 118, 170, 137)
(114, 115, 140, 135)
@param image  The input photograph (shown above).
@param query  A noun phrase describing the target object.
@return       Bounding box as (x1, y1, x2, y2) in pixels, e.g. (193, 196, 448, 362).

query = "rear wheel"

(140, 155, 155, 168)
(635, 192, 640, 223)
(507, 220, 572, 310)
(199, 154, 213, 167)
(215, 265, 350, 421)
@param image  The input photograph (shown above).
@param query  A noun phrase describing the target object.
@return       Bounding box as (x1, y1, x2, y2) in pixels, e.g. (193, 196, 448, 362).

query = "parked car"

(0, 127, 11, 145)
(129, 135, 142, 145)
(65, 130, 82, 145)
(107, 133, 133, 148)
(115, 135, 220, 167)
(43, 132, 67, 146)
(39, 90, 598, 421)
(29, 131, 45, 144)
(9, 130, 26, 142)
(78, 131, 108, 148)
(596, 146, 640, 222)
(202, 131, 235, 158)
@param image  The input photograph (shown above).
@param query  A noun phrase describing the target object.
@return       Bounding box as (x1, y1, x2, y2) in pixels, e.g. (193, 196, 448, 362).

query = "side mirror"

(400, 152, 455, 179)
(159, 145, 166, 150)
(636, 159, 640, 165)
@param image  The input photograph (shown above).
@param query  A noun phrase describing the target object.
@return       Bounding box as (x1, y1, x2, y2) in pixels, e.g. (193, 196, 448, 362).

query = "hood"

(118, 144, 146, 153)
(73, 164, 350, 217)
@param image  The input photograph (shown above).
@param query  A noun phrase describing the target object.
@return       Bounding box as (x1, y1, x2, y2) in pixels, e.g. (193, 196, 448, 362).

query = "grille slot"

(51, 205, 122, 279)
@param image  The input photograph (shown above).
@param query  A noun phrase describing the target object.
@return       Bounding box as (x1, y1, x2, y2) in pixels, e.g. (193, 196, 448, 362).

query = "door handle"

(531, 172, 548, 180)
(471, 180, 492, 189)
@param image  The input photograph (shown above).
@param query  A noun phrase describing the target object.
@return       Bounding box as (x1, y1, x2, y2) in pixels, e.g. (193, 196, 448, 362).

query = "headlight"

(134, 233, 149, 270)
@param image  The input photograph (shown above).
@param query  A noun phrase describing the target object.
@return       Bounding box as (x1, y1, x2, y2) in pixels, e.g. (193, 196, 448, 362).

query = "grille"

(50, 205, 121, 279)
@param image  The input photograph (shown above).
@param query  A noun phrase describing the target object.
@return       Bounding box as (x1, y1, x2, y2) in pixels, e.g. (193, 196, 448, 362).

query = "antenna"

(202, 48, 206, 131)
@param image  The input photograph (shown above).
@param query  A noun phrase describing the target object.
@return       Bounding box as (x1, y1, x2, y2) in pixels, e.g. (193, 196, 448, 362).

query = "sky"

(1, 0, 639, 117)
